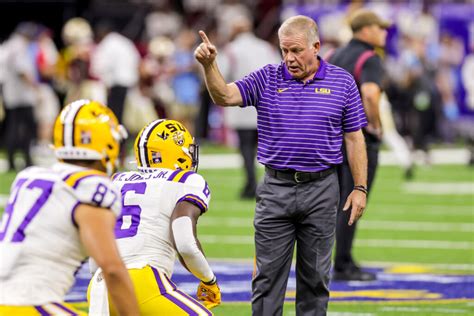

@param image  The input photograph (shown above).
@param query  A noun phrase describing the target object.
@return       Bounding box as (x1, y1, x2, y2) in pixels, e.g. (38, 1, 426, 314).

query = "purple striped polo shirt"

(234, 57, 367, 172)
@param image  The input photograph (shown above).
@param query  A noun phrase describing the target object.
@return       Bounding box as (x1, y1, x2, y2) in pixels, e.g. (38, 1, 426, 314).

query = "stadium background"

(0, 0, 473, 315)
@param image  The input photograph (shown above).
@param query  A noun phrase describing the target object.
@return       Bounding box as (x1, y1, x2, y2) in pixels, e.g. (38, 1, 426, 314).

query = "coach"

(195, 15, 368, 316)
(328, 9, 389, 282)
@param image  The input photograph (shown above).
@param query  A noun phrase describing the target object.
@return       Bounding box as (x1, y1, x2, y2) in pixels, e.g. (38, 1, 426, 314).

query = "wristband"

(354, 185, 368, 194)
(203, 275, 217, 285)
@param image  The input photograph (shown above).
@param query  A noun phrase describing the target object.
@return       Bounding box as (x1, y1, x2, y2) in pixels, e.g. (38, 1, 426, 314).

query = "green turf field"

(1, 163, 473, 315)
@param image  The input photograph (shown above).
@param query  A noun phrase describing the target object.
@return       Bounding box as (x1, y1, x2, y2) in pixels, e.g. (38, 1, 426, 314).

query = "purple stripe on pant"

(34, 306, 50, 316)
(175, 289, 212, 316)
(151, 266, 199, 316)
(52, 303, 78, 315)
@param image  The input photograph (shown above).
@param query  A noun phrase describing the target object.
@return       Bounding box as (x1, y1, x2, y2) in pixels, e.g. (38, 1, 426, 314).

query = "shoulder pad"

(63, 170, 121, 216)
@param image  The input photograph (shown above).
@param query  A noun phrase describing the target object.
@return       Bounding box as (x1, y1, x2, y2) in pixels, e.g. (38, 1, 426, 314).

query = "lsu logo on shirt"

(314, 87, 331, 94)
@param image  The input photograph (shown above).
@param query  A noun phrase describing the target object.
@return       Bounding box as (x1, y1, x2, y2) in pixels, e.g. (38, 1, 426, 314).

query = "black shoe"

(333, 267, 376, 281)
(404, 165, 415, 180)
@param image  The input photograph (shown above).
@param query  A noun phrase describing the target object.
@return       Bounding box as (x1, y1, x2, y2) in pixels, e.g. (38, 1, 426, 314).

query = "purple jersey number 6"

(115, 182, 147, 239)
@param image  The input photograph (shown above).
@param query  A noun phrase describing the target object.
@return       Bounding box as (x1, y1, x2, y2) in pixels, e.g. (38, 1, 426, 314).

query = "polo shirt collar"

(282, 56, 327, 81)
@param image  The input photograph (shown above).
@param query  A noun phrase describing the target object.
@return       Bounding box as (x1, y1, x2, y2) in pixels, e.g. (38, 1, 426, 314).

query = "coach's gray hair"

(278, 15, 320, 46)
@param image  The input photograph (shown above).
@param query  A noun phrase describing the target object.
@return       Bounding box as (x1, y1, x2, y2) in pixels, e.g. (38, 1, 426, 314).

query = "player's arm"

(343, 129, 368, 226)
(170, 201, 221, 308)
(171, 201, 215, 282)
(194, 30, 242, 107)
(75, 204, 139, 316)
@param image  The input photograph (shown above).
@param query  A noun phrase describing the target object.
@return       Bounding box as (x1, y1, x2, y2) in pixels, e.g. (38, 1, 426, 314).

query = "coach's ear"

(313, 41, 320, 56)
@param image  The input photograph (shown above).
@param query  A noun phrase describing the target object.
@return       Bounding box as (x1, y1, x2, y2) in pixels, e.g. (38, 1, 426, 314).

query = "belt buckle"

(294, 171, 305, 183)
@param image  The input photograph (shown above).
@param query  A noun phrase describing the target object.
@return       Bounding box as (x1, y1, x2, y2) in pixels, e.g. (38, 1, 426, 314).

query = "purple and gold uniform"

(88, 168, 212, 316)
(0, 163, 121, 315)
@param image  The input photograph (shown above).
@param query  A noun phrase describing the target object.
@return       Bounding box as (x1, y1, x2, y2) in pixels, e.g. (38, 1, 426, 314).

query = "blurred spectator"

(145, 0, 183, 39)
(379, 92, 415, 179)
(0, 43, 5, 145)
(33, 25, 60, 150)
(435, 31, 465, 142)
(145, 35, 176, 118)
(59, 17, 106, 105)
(219, 11, 280, 199)
(2, 22, 39, 170)
(329, 9, 389, 281)
(91, 20, 140, 124)
(462, 46, 474, 111)
(398, 34, 440, 162)
(170, 27, 201, 134)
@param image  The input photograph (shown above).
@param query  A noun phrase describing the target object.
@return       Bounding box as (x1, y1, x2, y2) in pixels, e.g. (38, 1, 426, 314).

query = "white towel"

(88, 269, 110, 316)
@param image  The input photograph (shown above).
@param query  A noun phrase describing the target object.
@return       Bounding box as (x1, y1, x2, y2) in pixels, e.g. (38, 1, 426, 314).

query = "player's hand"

(194, 30, 217, 67)
(197, 279, 221, 309)
(343, 190, 367, 226)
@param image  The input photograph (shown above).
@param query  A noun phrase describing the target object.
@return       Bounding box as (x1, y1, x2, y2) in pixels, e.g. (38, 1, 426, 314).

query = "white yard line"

(359, 220, 473, 232)
(199, 234, 474, 250)
(356, 239, 473, 250)
(403, 182, 474, 195)
(200, 217, 473, 232)
(327, 313, 374, 316)
(209, 203, 474, 216)
(0, 195, 8, 207)
(206, 258, 474, 271)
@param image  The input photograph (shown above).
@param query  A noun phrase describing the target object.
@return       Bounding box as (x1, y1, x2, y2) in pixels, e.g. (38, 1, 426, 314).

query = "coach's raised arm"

(194, 30, 243, 107)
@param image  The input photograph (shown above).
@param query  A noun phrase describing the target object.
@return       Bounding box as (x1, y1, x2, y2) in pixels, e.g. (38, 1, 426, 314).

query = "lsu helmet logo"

(173, 131, 185, 146)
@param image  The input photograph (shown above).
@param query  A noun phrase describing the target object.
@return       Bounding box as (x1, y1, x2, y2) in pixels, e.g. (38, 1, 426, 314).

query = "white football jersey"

(0, 163, 121, 305)
(111, 168, 211, 278)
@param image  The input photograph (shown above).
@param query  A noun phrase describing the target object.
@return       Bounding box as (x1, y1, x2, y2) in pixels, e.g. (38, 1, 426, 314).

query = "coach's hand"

(194, 30, 217, 67)
(197, 278, 221, 309)
(343, 190, 367, 226)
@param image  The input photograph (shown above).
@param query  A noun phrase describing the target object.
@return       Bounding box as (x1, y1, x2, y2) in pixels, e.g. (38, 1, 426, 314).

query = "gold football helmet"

(53, 99, 127, 175)
(134, 119, 198, 171)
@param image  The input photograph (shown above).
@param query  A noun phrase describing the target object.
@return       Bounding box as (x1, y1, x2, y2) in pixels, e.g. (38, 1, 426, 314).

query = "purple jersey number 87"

(115, 182, 147, 239)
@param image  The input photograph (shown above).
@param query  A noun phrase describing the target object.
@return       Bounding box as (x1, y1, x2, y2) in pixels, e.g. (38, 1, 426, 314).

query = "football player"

(88, 119, 221, 315)
(0, 100, 139, 316)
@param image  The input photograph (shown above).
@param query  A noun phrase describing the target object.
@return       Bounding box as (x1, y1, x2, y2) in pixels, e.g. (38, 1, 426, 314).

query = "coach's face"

(280, 31, 320, 82)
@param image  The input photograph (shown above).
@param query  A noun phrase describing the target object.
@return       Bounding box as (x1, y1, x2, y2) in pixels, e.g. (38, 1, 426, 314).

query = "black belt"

(265, 166, 335, 183)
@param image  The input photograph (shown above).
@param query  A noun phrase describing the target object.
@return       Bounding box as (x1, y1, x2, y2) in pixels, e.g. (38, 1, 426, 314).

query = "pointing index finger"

(199, 30, 211, 44)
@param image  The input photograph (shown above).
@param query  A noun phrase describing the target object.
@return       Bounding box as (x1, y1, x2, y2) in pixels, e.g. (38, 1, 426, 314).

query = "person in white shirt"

(0, 99, 138, 316)
(2, 22, 39, 170)
(219, 13, 280, 198)
(91, 21, 140, 124)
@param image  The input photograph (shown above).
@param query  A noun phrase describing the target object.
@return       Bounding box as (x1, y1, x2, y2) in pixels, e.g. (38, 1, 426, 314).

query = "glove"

(196, 277, 221, 309)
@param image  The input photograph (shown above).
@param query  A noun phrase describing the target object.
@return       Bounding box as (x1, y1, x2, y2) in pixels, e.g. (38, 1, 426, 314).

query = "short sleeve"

(234, 65, 270, 108)
(342, 78, 368, 132)
(360, 55, 385, 88)
(176, 172, 211, 213)
(65, 173, 122, 217)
